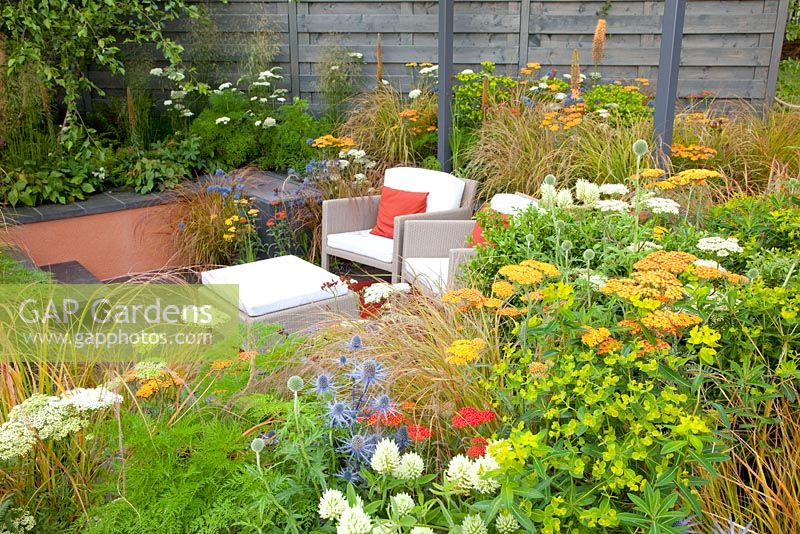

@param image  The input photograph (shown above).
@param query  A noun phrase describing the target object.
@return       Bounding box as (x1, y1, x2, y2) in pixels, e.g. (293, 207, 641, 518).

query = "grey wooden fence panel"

(90, 0, 788, 106)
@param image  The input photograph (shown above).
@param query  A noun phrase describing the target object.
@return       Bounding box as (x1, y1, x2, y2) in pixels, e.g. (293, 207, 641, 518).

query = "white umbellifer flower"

(495, 511, 520, 533)
(599, 183, 629, 196)
(589, 71, 602, 80)
(419, 65, 439, 76)
(389, 492, 415, 516)
(596, 108, 610, 119)
(460, 69, 474, 75)
(252, 81, 270, 87)
(254, 120, 263, 127)
(446, 454, 476, 493)
(61, 387, 122, 411)
(538, 82, 549, 89)
(215, 116, 231, 125)
(348, 52, 363, 59)
(354, 173, 367, 183)
(8, 394, 85, 441)
(362, 282, 410, 304)
(393, 452, 424, 480)
(259, 70, 279, 79)
(370, 438, 401, 474)
(264, 117, 277, 127)
(563, 74, 572, 80)
(337, 505, 372, 534)
(556, 188, 574, 208)
(170, 90, 186, 100)
(696, 236, 743, 258)
(218, 82, 233, 90)
(339, 159, 350, 169)
(554, 92, 567, 101)
(330, 65, 341, 71)
(596, 199, 630, 213)
(539, 183, 557, 208)
(410, 528, 434, 534)
(277, 97, 287, 102)
(259, 97, 268, 103)
(250, 96, 259, 101)
(460, 514, 488, 534)
(408, 89, 422, 100)
(149, 68, 163, 76)
(318, 488, 348, 520)
(180, 109, 194, 118)
(470, 453, 500, 494)
(642, 197, 680, 215)
(0, 419, 37, 461)
(575, 179, 600, 206)
(626, 241, 663, 252)
(693, 259, 726, 271)
(163, 99, 173, 106)
(381, 79, 390, 86)
(133, 360, 166, 380)
(12, 508, 36, 532)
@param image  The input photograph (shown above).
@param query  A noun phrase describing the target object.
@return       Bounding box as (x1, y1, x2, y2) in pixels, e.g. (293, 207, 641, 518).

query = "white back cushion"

(384, 167, 466, 213)
(489, 193, 538, 215)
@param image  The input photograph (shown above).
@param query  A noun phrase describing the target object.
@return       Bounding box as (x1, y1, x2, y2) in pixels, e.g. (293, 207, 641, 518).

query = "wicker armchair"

(321, 168, 477, 282)
(400, 219, 477, 294)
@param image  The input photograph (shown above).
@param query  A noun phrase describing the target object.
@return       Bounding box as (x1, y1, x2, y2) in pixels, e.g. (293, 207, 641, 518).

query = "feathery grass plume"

(376, 33, 383, 86)
(592, 19, 607, 65)
(570, 49, 581, 100)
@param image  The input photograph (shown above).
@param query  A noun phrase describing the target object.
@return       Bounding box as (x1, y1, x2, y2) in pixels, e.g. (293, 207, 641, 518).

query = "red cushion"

(469, 207, 508, 248)
(370, 186, 429, 238)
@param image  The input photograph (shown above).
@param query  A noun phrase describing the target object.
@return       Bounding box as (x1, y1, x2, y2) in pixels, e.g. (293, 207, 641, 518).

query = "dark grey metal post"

(653, 0, 686, 161)
(437, 0, 454, 172)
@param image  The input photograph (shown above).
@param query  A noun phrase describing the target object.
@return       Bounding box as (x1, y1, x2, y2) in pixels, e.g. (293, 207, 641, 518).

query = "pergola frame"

(437, 0, 688, 172)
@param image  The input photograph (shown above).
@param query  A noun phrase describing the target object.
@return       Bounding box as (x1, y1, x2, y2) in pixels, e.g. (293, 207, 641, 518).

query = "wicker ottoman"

(201, 255, 358, 332)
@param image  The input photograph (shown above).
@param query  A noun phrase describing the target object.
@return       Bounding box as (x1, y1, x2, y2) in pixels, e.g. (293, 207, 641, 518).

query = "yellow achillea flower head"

(581, 326, 612, 347)
(442, 288, 487, 310)
(639, 169, 666, 179)
(520, 260, 561, 277)
(491, 281, 515, 298)
(135, 379, 160, 398)
(446, 338, 486, 365)
(496, 306, 527, 317)
(211, 359, 234, 370)
(499, 265, 544, 285)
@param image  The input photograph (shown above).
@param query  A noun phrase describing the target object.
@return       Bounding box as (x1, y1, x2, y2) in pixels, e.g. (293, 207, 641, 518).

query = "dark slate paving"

(1, 206, 43, 224)
(40, 261, 101, 284)
(73, 192, 125, 215)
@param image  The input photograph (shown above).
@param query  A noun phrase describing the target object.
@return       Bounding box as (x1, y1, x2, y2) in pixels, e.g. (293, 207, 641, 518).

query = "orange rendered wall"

(2, 204, 184, 281)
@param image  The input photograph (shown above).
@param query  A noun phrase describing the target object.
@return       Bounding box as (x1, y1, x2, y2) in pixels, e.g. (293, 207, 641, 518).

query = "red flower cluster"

(406, 424, 432, 442)
(366, 411, 405, 427)
(467, 437, 488, 458)
(452, 407, 496, 429)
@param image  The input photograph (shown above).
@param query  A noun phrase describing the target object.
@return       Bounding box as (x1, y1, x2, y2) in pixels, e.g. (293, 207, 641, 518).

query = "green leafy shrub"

(109, 135, 202, 194)
(583, 83, 652, 125)
(453, 62, 517, 130)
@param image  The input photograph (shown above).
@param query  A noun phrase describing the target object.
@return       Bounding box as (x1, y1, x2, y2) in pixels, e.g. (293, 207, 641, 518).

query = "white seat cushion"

(201, 255, 348, 317)
(404, 257, 450, 294)
(384, 167, 466, 212)
(327, 230, 394, 264)
(489, 193, 538, 215)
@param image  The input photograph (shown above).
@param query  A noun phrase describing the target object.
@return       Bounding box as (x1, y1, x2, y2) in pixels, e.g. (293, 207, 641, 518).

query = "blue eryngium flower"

(394, 425, 411, 452)
(345, 335, 363, 350)
(310, 373, 337, 396)
(337, 432, 376, 462)
(337, 465, 362, 484)
(325, 400, 355, 427)
(371, 393, 396, 419)
(338, 354, 348, 365)
(349, 359, 386, 387)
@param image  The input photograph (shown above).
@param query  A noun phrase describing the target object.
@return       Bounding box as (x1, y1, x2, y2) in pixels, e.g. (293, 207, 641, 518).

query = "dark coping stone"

(35, 202, 86, 221)
(39, 261, 101, 284)
(105, 189, 174, 210)
(0, 206, 43, 225)
(72, 192, 126, 216)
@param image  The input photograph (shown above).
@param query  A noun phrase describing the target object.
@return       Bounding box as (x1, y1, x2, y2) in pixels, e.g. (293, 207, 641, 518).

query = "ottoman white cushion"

(201, 255, 349, 317)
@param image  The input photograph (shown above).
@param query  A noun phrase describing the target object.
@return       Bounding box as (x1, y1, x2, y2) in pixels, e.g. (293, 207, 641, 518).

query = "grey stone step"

(39, 261, 101, 284)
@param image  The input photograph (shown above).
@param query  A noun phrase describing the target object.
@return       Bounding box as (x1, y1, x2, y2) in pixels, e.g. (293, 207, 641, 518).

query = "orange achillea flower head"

(601, 270, 685, 304)
(496, 306, 527, 317)
(640, 310, 702, 335)
(581, 326, 612, 347)
(633, 250, 698, 274)
(529, 360, 550, 378)
(639, 338, 670, 353)
(597, 338, 623, 354)
(398, 108, 419, 120)
(442, 288, 487, 309)
(618, 318, 642, 334)
(671, 143, 717, 161)
(312, 134, 356, 148)
(482, 297, 502, 308)
(499, 264, 545, 285)
(211, 359, 234, 370)
(135, 379, 160, 398)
